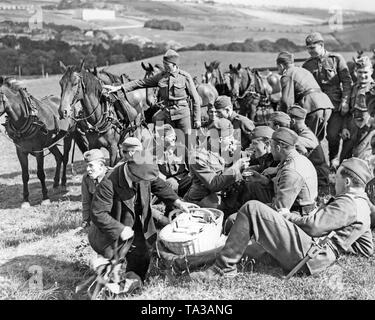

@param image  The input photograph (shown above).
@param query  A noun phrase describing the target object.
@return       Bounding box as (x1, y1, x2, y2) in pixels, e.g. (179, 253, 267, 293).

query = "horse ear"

(79, 59, 85, 71)
(148, 63, 154, 72)
(0, 76, 3, 87)
(93, 66, 98, 76)
(120, 74, 127, 84)
(59, 61, 67, 72)
(237, 63, 242, 70)
(205, 62, 209, 69)
(229, 64, 233, 70)
(141, 62, 147, 71)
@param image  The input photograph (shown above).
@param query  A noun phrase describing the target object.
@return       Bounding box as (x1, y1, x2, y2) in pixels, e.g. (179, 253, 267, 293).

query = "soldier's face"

(306, 43, 324, 57)
(270, 139, 281, 160)
(86, 160, 105, 180)
(251, 138, 269, 159)
(165, 133, 177, 148)
(216, 107, 231, 119)
(207, 107, 218, 121)
(356, 67, 373, 84)
(163, 61, 177, 73)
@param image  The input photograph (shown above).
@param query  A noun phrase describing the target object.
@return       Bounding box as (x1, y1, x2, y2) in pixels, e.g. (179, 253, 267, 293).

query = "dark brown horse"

(228, 63, 280, 124)
(0, 76, 87, 208)
(203, 60, 231, 96)
(59, 61, 153, 166)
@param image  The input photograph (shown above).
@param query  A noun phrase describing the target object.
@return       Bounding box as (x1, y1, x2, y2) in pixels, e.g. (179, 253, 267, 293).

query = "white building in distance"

(81, 9, 115, 21)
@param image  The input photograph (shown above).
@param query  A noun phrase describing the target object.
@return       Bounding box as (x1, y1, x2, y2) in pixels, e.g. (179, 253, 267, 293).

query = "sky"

(210, 0, 375, 12)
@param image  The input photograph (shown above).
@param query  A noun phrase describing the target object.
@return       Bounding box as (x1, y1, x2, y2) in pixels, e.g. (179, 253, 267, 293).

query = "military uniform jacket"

(273, 149, 318, 210)
(122, 69, 201, 122)
(286, 191, 373, 258)
(90, 163, 179, 242)
(229, 111, 255, 150)
(349, 81, 375, 115)
(184, 148, 242, 203)
(303, 51, 352, 109)
(280, 66, 334, 113)
(296, 125, 319, 151)
(156, 144, 189, 181)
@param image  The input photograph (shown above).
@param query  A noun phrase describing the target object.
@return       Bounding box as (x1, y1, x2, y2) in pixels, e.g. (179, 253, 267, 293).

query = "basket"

(158, 207, 224, 256)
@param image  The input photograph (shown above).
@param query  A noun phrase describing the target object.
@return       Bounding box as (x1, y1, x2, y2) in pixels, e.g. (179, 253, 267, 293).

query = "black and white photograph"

(0, 0, 375, 305)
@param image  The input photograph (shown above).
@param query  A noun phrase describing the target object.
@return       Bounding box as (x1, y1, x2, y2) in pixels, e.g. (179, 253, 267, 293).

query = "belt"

(165, 100, 188, 108)
(296, 88, 322, 102)
(291, 203, 316, 215)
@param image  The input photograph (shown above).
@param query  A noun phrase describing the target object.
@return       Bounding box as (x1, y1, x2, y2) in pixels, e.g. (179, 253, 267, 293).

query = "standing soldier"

(302, 32, 352, 167)
(277, 51, 333, 141)
(214, 95, 255, 150)
(103, 49, 201, 139)
(340, 55, 375, 170)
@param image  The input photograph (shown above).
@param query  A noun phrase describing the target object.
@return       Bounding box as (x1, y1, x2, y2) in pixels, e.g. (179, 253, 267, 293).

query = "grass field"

(2, 47, 375, 300)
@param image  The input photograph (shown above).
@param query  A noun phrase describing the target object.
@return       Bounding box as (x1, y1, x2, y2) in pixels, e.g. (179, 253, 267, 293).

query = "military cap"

(163, 49, 180, 65)
(272, 127, 299, 146)
(122, 137, 143, 151)
(305, 32, 324, 46)
(252, 126, 274, 139)
(355, 56, 373, 70)
(288, 105, 307, 119)
(269, 111, 291, 125)
(214, 95, 232, 110)
(127, 154, 159, 181)
(207, 118, 234, 138)
(340, 157, 373, 184)
(276, 51, 294, 65)
(83, 149, 105, 163)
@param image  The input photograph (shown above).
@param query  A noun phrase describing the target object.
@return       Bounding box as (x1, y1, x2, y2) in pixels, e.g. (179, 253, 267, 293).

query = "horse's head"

(204, 61, 221, 86)
(228, 63, 245, 98)
(58, 60, 85, 119)
(0, 76, 24, 117)
(141, 62, 161, 106)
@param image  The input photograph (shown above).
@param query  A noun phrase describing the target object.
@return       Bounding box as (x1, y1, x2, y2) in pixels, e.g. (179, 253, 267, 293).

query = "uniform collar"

(279, 149, 298, 167)
(123, 164, 133, 189)
(168, 68, 180, 78)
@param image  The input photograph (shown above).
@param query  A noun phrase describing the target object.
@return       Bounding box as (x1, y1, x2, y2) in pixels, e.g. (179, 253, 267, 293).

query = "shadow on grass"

(0, 254, 91, 300)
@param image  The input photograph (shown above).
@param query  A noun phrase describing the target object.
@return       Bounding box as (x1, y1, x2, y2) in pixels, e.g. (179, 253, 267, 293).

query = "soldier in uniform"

(238, 128, 318, 216)
(302, 32, 352, 166)
(340, 56, 375, 171)
(268, 111, 291, 130)
(288, 105, 330, 194)
(183, 118, 250, 210)
(120, 137, 143, 163)
(81, 149, 109, 229)
(190, 157, 373, 280)
(213, 95, 255, 150)
(155, 124, 191, 197)
(277, 51, 334, 141)
(103, 49, 201, 137)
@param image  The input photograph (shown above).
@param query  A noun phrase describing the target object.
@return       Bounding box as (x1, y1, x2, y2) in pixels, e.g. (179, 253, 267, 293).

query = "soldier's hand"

(262, 167, 277, 177)
(233, 157, 250, 171)
(120, 226, 134, 241)
(340, 101, 349, 116)
(103, 84, 122, 93)
(193, 121, 201, 129)
(341, 128, 351, 140)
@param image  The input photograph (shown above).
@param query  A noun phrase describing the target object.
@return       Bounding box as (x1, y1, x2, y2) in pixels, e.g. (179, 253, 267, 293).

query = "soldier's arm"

(280, 75, 294, 111)
(185, 73, 201, 123)
(274, 168, 304, 210)
(285, 194, 358, 237)
(190, 158, 242, 192)
(90, 178, 124, 241)
(151, 177, 180, 206)
(336, 55, 353, 104)
(121, 73, 162, 92)
(297, 133, 319, 150)
(81, 175, 92, 222)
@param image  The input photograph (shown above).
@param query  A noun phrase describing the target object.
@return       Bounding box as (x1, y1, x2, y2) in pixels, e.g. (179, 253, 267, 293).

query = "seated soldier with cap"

(288, 104, 330, 194)
(276, 51, 333, 141)
(103, 49, 201, 135)
(81, 149, 109, 229)
(121, 137, 143, 163)
(268, 111, 291, 130)
(190, 157, 374, 280)
(214, 95, 255, 150)
(89, 152, 194, 282)
(156, 124, 191, 197)
(184, 118, 250, 211)
(239, 127, 318, 216)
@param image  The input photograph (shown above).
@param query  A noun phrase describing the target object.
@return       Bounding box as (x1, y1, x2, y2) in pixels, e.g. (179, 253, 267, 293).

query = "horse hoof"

(21, 202, 31, 209)
(41, 199, 51, 206)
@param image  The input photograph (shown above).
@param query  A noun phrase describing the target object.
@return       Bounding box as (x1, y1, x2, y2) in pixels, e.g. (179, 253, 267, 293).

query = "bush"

(144, 19, 184, 31)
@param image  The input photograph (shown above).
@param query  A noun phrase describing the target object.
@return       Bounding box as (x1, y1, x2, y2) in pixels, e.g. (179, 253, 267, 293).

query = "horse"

(59, 61, 153, 166)
(0, 76, 87, 208)
(228, 63, 281, 125)
(203, 60, 231, 96)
